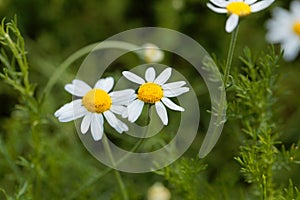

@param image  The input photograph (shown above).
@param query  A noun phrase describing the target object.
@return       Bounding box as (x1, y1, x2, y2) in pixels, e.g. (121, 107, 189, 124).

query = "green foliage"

(0, 1, 300, 199)
(280, 180, 300, 200)
(157, 157, 207, 200)
(0, 17, 37, 114)
(232, 47, 300, 199)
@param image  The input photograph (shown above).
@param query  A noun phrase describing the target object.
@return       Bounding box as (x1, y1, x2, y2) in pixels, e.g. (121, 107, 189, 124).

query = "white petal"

(145, 67, 156, 82)
(110, 105, 126, 115)
(164, 87, 189, 97)
(122, 71, 145, 84)
(155, 101, 168, 125)
(250, 0, 274, 13)
(81, 112, 93, 134)
(91, 114, 104, 141)
(127, 99, 144, 122)
(245, 0, 258, 5)
(64, 80, 91, 97)
(291, 1, 300, 18)
(54, 99, 82, 117)
(154, 68, 172, 85)
(162, 81, 186, 90)
(103, 111, 128, 133)
(161, 97, 184, 111)
(117, 121, 129, 133)
(110, 89, 135, 105)
(271, 7, 291, 20)
(129, 93, 138, 102)
(121, 108, 128, 118)
(282, 38, 300, 61)
(114, 118, 129, 133)
(103, 110, 118, 128)
(265, 24, 290, 43)
(226, 14, 239, 33)
(94, 77, 114, 92)
(207, 3, 228, 14)
(58, 105, 87, 122)
(210, 0, 228, 7)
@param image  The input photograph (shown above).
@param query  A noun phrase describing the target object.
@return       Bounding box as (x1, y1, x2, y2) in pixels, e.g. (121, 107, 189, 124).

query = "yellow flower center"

(82, 89, 112, 113)
(293, 21, 300, 36)
(226, 2, 251, 16)
(137, 82, 163, 104)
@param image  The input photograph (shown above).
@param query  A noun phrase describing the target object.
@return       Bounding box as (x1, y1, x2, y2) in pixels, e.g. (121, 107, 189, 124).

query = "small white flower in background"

(140, 43, 164, 63)
(147, 182, 171, 200)
(266, 1, 300, 61)
(54, 78, 134, 141)
(122, 67, 189, 125)
(207, 0, 275, 33)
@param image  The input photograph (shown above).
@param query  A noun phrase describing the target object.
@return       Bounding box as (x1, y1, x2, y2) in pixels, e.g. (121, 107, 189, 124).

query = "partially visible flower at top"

(139, 43, 164, 63)
(122, 67, 189, 125)
(147, 182, 171, 200)
(54, 78, 134, 141)
(266, 1, 300, 61)
(207, 0, 275, 33)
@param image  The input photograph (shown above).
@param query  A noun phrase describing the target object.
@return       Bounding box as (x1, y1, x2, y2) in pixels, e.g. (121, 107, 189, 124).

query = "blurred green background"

(0, 0, 300, 199)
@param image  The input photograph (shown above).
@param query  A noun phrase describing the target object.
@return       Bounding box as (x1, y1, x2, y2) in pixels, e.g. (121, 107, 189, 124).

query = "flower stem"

(102, 136, 129, 200)
(223, 26, 239, 87)
(199, 26, 239, 158)
(113, 170, 129, 200)
(67, 136, 145, 200)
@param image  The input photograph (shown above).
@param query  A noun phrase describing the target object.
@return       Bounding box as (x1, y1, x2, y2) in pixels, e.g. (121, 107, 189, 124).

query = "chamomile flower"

(54, 78, 134, 141)
(139, 43, 164, 63)
(147, 182, 171, 200)
(207, 0, 275, 33)
(122, 67, 189, 125)
(266, 1, 300, 61)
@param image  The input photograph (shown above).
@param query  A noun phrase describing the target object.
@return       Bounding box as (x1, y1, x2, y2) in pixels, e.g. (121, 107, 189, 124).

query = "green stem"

(3, 30, 31, 96)
(103, 136, 129, 200)
(114, 170, 129, 200)
(66, 136, 145, 200)
(40, 41, 139, 106)
(67, 109, 150, 199)
(199, 27, 239, 158)
(223, 26, 239, 87)
(0, 139, 22, 183)
(262, 174, 267, 200)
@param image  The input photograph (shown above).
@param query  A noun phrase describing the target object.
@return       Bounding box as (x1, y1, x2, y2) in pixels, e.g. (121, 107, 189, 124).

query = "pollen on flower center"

(293, 21, 300, 36)
(82, 89, 112, 113)
(137, 82, 163, 104)
(226, 2, 251, 16)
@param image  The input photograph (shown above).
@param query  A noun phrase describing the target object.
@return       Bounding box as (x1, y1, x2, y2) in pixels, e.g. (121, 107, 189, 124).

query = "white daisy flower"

(147, 182, 171, 200)
(139, 43, 164, 63)
(54, 77, 134, 141)
(266, 1, 300, 61)
(207, 0, 275, 33)
(122, 67, 189, 125)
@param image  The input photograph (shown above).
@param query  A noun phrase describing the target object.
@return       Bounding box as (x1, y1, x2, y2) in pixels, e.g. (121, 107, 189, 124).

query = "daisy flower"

(139, 43, 164, 63)
(207, 0, 275, 33)
(54, 77, 134, 141)
(147, 182, 171, 200)
(122, 67, 189, 125)
(266, 1, 300, 61)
